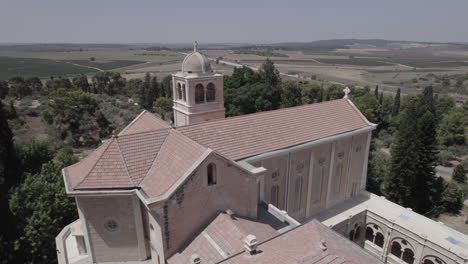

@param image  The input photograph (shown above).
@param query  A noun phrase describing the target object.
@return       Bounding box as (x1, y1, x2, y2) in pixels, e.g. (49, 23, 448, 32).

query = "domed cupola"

(172, 41, 225, 127)
(181, 42, 213, 74)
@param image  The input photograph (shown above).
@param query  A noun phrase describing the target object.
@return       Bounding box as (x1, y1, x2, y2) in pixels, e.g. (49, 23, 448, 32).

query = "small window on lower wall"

(207, 163, 217, 186)
(104, 219, 119, 232)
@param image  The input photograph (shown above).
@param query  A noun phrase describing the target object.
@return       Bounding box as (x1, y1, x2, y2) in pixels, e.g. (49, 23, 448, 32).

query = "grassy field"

(0, 56, 94, 79)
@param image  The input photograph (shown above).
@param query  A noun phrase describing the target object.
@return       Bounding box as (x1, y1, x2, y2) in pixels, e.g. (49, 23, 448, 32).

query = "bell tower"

(172, 41, 225, 127)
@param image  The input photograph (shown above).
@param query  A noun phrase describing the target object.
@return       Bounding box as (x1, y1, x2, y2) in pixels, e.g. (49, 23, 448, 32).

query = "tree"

(0, 101, 21, 263)
(25, 77, 43, 93)
(385, 99, 419, 207)
(155, 97, 173, 113)
(353, 93, 381, 124)
(325, 85, 345, 100)
(154, 97, 173, 120)
(16, 139, 54, 175)
(0, 80, 8, 99)
(259, 58, 281, 89)
(452, 164, 466, 184)
(72, 74, 91, 93)
(374, 85, 379, 99)
(45, 76, 72, 93)
(8, 100, 17, 119)
(413, 110, 441, 214)
(438, 109, 466, 146)
(8, 76, 31, 98)
(42, 88, 100, 146)
(367, 147, 390, 196)
(9, 157, 78, 263)
(95, 111, 113, 138)
(139, 73, 158, 110)
(161, 75, 173, 98)
(440, 180, 463, 214)
(391, 88, 401, 117)
(92, 71, 110, 94)
(151, 76, 161, 99)
(281, 80, 302, 108)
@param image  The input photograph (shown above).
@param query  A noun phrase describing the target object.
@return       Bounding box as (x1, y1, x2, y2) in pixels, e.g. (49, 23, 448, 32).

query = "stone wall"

(76, 195, 146, 263)
(255, 131, 370, 222)
(150, 153, 258, 258)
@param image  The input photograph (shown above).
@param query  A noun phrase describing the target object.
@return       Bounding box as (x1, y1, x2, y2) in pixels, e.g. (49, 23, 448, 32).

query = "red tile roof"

(119, 110, 171, 136)
(64, 99, 373, 196)
(219, 220, 383, 264)
(168, 212, 279, 264)
(168, 213, 382, 264)
(178, 99, 372, 160)
(139, 130, 207, 198)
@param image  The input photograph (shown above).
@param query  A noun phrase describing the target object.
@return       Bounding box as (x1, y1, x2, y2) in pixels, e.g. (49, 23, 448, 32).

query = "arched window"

(355, 226, 361, 240)
(177, 83, 182, 100)
(195, 84, 205, 104)
(206, 83, 216, 102)
(349, 230, 355, 241)
(402, 248, 414, 264)
(182, 84, 186, 101)
(375, 232, 384, 248)
(422, 256, 445, 264)
(270, 185, 279, 207)
(365, 227, 374, 241)
(391, 242, 402, 258)
(207, 163, 216, 186)
(365, 224, 385, 248)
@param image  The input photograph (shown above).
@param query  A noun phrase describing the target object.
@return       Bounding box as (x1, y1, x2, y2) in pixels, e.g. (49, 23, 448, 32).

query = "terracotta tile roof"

(178, 99, 372, 160)
(67, 129, 170, 190)
(168, 212, 280, 264)
(64, 99, 372, 195)
(74, 138, 134, 189)
(64, 126, 209, 199)
(139, 130, 207, 198)
(119, 110, 171, 136)
(218, 220, 383, 264)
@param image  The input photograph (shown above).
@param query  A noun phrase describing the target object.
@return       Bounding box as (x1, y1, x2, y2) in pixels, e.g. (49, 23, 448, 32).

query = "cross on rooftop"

(343, 87, 351, 99)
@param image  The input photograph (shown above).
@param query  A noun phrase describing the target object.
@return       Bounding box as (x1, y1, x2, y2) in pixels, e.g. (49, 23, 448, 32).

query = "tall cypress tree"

(413, 86, 442, 215)
(374, 85, 379, 99)
(0, 100, 21, 263)
(386, 99, 419, 206)
(392, 88, 401, 117)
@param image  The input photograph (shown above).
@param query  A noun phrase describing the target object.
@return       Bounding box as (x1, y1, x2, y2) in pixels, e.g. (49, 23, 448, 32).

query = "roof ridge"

(137, 129, 172, 186)
(344, 98, 376, 127)
(115, 136, 136, 186)
(75, 138, 115, 188)
(118, 110, 147, 135)
(118, 126, 172, 139)
(176, 99, 348, 130)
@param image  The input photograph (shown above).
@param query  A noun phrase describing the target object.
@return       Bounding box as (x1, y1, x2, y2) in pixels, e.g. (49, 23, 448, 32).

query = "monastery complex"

(56, 44, 468, 264)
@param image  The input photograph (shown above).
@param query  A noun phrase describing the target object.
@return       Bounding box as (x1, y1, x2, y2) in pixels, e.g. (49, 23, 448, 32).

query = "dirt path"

(65, 61, 104, 72)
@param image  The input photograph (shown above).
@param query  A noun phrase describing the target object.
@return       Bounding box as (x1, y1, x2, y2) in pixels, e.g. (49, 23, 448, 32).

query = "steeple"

(171, 42, 225, 127)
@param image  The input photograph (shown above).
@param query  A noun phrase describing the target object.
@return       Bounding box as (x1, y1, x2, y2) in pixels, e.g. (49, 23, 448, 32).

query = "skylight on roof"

(399, 214, 410, 221)
(446, 236, 460, 245)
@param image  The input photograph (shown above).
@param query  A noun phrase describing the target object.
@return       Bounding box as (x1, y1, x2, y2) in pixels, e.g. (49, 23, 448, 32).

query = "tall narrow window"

(206, 83, 216, 102)
(270, 185, 279, 207)
(207, 163, 216, 186)
(195, 84, 205, 104)
(182, 84, 186, 101)
(312, 158, 325, 202)
(293, 177, 302, 212)
(177, 83, 182, 100)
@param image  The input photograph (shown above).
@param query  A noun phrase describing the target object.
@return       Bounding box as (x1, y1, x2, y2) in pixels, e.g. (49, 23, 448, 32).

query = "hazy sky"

(1, 0, 468, 44)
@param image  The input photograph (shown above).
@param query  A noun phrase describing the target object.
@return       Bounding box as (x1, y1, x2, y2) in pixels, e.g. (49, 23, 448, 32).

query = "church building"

(56, 44, 468, 264)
